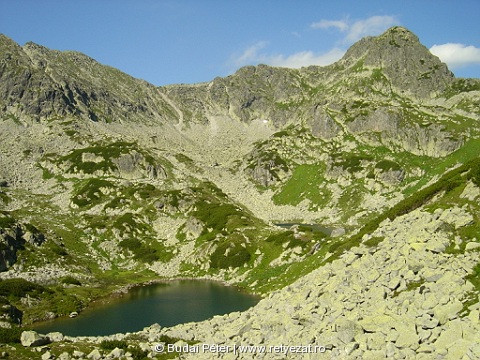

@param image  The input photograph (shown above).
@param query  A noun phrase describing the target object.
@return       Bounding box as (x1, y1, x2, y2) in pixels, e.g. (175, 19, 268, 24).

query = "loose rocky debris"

(146, 207, 479, 359)
(26, 206, 479, 359)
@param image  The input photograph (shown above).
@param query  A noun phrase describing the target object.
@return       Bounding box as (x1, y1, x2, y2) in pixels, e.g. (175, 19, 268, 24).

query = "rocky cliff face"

(0, 27, 479, 358)
(0, 34, 175, 124)
(0, 222, 45, 272)
(340, 26, 454, 99)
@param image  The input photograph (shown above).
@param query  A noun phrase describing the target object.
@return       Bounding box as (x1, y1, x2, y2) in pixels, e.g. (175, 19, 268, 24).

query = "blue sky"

(1, 0, 479, 86)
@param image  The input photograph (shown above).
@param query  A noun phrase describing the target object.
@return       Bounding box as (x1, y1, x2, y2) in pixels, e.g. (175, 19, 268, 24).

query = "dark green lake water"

(275, 223, 332, 235)
(33, 280, 260, 336)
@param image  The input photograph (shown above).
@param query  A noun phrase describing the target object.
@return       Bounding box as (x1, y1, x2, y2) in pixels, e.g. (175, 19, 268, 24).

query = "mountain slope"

(0, 27, 479, 358)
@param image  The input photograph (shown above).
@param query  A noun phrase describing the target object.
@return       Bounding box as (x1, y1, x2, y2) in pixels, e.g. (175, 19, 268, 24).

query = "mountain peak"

(378, 26, 419, 43)
(340, 26, 454, 98)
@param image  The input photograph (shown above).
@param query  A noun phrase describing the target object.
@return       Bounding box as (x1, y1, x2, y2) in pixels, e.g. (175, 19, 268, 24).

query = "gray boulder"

(20, 330, 50, 347)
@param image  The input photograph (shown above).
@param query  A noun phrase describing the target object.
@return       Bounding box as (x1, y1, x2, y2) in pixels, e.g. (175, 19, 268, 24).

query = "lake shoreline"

(31, 279, 261, 337)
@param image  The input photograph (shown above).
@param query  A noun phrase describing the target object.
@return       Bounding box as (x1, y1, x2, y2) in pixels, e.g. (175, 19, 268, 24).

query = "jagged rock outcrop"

(0, 301, 22, 327)
(0, 34, 175, 124)
(307, 106, 341, 139)
(0, 224, 45, 271)
(114, 151, 167, 180)
(340, 26, 454, 99)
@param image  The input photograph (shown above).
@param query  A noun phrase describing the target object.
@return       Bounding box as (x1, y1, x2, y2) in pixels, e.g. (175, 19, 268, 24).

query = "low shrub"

(119, 239, 159, 263)
(129, 345, 149, 360)
(0, 326, 23, 343)
(266, 230, 306, 249)
(210, 242, 251, 269)
(0, 278, 45, 299)
(132, 246, 159, 263)
(100, 339, 128, 350)
(50, 243, 68, 256)
(0, 215, 15, 229)
(119, 238, 142, 251)
(468, 159, 480, 186)
(61, 276, 81, 286)
(193, 201, 240, 235)
(71, 178, 115, 207)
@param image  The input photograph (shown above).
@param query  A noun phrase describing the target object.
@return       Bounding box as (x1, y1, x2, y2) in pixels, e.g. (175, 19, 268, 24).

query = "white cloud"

(229, 15, 398, 71)
(311, 15, 398, 44)
(233, 41, 268, 67)
(311, 19, 349, 32)
(430, 43, 480, 68)
(231, 42, 345, 69)
(344, 16, 397, 43)
(267, 48, 346, 68)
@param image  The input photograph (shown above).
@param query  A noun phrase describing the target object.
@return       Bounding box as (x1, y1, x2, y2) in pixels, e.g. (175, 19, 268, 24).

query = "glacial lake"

(275, 223, 333, 236)
(33, 280, 260, 336)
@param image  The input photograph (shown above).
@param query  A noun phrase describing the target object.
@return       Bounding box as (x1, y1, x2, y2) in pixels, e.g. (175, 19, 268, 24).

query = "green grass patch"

(119, 238, 159, 263)
(371, 68, 387, 82)
(375, 160, 402, 172)
(466, 263, 480, 290)
(323, 157, 480, 264)
(71, 178, 115, 208)
(245, 239, 332, 294)
(461, 246, 480, 315)
(445, 78, 480, 98)
(404, 139, 480, 195)
(210, 240, 251, 269)
(265, 230, 306, 249)
(174, 153, 194, 164)
(458, 221, 480, 242)
(364, 236, 385, 247)
(392, 280, 425, 298)
(272, 130, 290, 138)
(0, 213, 16, 228)
(337, 185, 365, 219)
(273, 164, 329, 207)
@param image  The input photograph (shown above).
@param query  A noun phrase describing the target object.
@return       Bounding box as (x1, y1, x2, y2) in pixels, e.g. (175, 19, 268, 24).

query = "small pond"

(33, 280, 260, 336)
(275, 223, 333, 236)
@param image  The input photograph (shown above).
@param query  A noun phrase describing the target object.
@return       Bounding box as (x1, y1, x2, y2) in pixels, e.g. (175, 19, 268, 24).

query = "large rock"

(433, 300, 463, 325)
(394, 323, 419, 350)
(358, 314, 395, 334)
(87, 349, 103, 360)
(47, 331, 64, 342)
(20, 330, 50, 347)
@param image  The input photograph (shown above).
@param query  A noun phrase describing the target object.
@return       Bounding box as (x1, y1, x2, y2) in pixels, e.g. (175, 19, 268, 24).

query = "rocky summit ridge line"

(0, 26, 480, 359)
